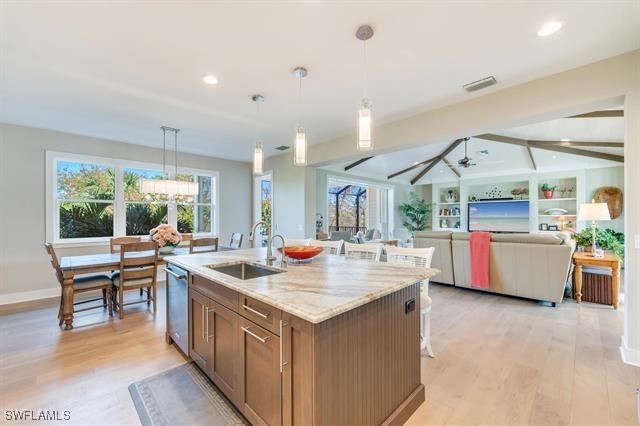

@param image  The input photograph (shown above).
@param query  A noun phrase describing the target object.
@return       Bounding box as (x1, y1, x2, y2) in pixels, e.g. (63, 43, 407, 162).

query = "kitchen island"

(164, 247, 438, 425)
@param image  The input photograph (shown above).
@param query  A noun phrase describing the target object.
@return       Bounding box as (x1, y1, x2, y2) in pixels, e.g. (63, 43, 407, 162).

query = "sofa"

(413, 231, 575, 304)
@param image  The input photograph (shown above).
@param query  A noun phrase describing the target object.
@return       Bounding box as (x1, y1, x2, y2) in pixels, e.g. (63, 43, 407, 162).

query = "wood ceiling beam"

(526, 146, 538, 171)
(568, 110, 624, 118)
(410, 138, 466, 185)
(528, 144, 624, 162)
(387, 155, 439, 180)
(474, 133, 528, 146)
(475, 133, 624, 163)
(528, 140, 624, 148)
(344, 156, 374, 171)
(442, 157, 461, 178)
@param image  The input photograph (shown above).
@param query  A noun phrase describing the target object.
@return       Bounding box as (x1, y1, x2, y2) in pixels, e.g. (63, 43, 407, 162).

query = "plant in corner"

(541, 183, 557, 199)
(399, 192, 433, 233)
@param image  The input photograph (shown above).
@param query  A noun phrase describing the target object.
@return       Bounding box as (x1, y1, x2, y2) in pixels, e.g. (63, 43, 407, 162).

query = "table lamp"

(577, 199, 611, 257)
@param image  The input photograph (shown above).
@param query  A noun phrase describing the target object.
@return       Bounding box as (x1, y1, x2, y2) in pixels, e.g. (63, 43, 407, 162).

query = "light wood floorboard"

(1, 283, 638, 425)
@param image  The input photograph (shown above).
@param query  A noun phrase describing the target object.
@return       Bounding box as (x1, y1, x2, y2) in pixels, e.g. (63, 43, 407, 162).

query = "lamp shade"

(578, 202, 611, 221)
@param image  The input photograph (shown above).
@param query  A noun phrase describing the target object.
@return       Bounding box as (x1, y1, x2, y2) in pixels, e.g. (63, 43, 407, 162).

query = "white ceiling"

(323, 115, 625, 185)
(1, 2, 638, 162)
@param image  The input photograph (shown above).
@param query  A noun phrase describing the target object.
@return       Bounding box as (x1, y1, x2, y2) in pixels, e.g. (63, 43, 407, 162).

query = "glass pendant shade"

(140, 178, 198, 196)
(141, 126, 198, 196)
(358, 98, 372, 151)
(294, 127, 307, 166)
(253, 142, 264, 175)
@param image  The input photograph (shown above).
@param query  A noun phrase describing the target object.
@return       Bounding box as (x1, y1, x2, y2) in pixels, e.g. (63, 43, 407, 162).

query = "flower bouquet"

(150, 224, 182, 253)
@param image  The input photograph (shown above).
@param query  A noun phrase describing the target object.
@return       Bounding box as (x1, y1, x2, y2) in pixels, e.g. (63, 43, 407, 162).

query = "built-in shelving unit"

(536, 176, 578, 232)
(433, 184, 461, 231)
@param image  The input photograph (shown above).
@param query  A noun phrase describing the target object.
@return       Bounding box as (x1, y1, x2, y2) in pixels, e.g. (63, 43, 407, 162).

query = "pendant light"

(140, 126, 198, 196)
(292, 67, 308, 166)
(356, 25, 374, 151)
(252, 95, 265, 175)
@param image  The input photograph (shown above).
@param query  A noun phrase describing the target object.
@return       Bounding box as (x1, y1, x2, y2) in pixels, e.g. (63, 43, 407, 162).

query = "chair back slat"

(386, 246, 436, 295)
(120, 241, 158, 268)
(344, 242, 383, 262)
(229, 233, 243, 249)
(44, 243, 64, 285)
(122, 266, 156, 280)
(110, 236, 141, 253)
(190, 237, 219, 254)
(310, 239, 344, 255)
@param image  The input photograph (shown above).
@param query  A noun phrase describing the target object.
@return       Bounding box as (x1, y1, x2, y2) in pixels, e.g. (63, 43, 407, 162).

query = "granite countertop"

(165, 247, 440, 324)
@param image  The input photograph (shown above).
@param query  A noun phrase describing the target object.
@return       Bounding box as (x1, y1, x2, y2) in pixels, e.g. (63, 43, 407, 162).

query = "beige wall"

(585, 166, 625, 232)
(0, 123, 252, 301)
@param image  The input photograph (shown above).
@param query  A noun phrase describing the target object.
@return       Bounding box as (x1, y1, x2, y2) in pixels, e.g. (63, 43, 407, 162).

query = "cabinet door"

(189, 289, 211, 372)
(239, 317, 281, 426)
(209, 300, 241, 405)
(281, 314, 314, 426)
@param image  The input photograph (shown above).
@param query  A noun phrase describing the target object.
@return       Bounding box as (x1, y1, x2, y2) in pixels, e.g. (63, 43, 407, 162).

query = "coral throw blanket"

(470, 232, 491, 289)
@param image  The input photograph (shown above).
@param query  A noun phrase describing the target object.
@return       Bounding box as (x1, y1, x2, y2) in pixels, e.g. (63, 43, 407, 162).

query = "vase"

(543, 190, 554, 199)
(445, 191, 457, 203)
(159, 245, 176, 254)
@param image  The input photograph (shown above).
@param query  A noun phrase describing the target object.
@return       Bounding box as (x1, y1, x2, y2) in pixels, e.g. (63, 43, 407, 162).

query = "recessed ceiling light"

(203, 74, 219, 85)
(414, 162, 419, 165)
(552, 155, 557, 159)
(561, 138, 570, 142)
(537, 21, 563, 37)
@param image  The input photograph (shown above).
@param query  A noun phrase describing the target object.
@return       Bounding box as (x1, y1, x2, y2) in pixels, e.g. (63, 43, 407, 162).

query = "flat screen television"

(468, 201, 529, 233)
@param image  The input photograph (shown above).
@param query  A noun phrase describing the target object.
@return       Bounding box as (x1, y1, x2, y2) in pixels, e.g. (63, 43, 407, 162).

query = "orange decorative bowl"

(278, 246, 323, 260)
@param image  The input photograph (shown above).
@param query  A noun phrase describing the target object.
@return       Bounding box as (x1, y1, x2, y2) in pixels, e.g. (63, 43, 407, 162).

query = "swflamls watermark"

(4, 409, 71, 422)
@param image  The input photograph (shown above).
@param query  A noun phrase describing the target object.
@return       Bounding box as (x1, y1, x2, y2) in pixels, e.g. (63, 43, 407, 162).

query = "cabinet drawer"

(239, 295, 282, 336)
(191, 274, 239, 312)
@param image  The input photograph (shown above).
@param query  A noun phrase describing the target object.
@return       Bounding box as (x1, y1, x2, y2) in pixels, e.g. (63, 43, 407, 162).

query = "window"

(47, 153, 218, 243)
(176, 174, 213, 234)
(124, 168, 168, 236)
(56, 161, 115, 239)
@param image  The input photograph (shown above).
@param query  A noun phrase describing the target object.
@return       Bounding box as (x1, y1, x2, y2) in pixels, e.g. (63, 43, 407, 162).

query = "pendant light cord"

(363, 40, 368, 98)
(162, 127, 166, 176)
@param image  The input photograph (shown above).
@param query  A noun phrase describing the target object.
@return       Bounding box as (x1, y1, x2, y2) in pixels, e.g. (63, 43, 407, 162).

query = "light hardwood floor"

(1, 283, 638, 425)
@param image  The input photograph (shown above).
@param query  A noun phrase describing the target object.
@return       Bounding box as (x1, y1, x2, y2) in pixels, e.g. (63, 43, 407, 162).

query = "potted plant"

(150, 224, 182, 253)
(572, 228, 625, 259)
(541, 183, 557, 199)
(399, 192, 433, 233)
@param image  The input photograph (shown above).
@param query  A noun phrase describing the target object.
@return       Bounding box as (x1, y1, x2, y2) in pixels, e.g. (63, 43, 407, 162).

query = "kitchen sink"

(206, 262, 283, 280)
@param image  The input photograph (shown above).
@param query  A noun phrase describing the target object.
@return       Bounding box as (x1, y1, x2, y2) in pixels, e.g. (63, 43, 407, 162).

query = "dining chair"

(229, 233, 243, 249)
(179, 233, 193, 247)
(44, 243, 113, 325)
(109, 236, 141, 253)
(112, 241, 159, 319)
(385, 245, 436, 357)
(284, 238, 311, 246)
(310, 239, 344, 255)
(190, 237, 219, 254)
(344, 242, 383, 262)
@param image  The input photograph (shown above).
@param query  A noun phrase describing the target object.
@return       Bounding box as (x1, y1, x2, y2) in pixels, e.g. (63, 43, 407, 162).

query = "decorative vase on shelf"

(541, 183, 556, 199)
(445, 190, 457, 203)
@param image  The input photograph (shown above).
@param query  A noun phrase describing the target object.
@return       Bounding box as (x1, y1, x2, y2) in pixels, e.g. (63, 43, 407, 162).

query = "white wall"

(0, 123, 252, 302)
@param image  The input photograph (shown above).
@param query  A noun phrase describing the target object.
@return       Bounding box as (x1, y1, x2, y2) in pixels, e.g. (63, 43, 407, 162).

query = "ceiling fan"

(445, 138, 503, 170)
(456, 138, 477, 168)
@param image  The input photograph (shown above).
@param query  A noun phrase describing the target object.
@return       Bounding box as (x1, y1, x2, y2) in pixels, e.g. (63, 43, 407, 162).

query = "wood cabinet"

(239, 317, 282, 426)
(185, 275, 423, 425)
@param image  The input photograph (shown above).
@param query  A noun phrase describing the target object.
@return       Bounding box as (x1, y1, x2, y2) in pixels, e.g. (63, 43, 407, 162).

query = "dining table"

(58, 246, 236, 330)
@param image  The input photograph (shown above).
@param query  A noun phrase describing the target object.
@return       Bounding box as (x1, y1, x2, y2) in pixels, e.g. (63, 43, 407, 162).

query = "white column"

(621, 90, 640, 366)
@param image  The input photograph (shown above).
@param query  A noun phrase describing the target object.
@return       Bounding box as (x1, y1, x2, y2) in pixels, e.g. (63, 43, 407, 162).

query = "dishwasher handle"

(163, 267, 187, 280)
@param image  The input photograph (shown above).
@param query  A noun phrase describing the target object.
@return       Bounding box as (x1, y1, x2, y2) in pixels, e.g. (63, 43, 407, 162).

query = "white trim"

(620, 336, 640, 367)
(46, 150, 220, 244)
(0, 287, 59, 305)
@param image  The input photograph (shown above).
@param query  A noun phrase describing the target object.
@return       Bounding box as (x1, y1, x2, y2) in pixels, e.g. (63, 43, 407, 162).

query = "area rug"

(129, 362, 246, 426)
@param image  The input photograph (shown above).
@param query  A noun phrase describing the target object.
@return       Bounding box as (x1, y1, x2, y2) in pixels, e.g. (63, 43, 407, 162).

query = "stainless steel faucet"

(268, 234, 286, 267)
(250, 221, 283, 265)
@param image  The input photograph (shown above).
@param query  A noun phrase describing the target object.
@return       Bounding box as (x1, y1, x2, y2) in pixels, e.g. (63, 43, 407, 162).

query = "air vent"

(275, 145, 290, 151)
(463, 76, 497, 92)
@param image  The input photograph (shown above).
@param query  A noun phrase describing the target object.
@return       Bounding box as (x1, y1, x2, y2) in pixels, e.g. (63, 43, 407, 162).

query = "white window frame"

(46, 151, 220, 246)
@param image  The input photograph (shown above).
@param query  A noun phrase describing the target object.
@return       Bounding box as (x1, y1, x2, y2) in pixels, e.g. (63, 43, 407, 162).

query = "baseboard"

(619, 336, 640, 367)
(0, 287, 60, 305)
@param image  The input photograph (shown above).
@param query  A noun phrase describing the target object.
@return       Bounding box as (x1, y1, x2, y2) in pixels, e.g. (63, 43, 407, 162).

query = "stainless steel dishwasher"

(164, 264, 189, 356)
